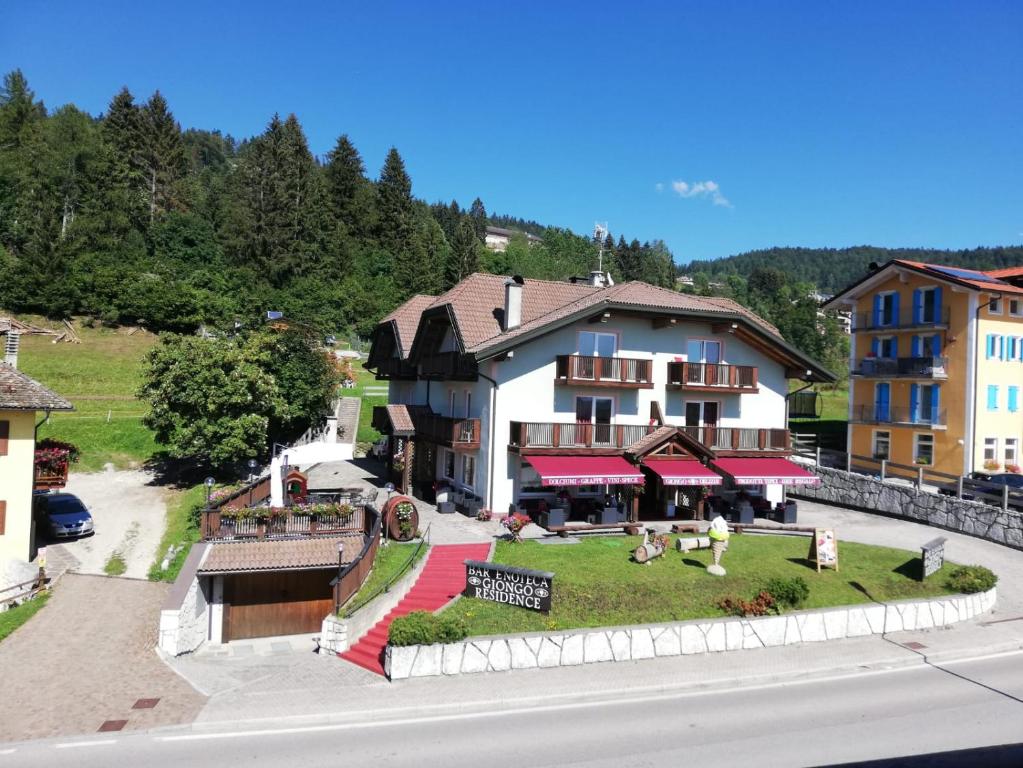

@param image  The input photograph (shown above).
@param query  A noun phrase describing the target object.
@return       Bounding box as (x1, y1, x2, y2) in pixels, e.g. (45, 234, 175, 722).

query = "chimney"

(3, 332, 19, 368)
(504, 276, 524, 331)
(589, 270, 607, 288)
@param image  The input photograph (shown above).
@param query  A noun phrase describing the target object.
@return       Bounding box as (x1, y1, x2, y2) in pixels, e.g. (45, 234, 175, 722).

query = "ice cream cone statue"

(707, 515, 730, 576)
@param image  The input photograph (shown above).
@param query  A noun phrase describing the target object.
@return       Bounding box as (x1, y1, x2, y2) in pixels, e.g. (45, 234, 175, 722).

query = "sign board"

(463, 560, 553, 613)
(921, 537, 947, 580)
(808, 528, 838, 573)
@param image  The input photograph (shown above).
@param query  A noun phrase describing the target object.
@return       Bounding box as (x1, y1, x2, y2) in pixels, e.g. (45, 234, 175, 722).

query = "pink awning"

(525, 456, 645, 487)
(643, 459, 723, 487)
(711, 457, 820, 486)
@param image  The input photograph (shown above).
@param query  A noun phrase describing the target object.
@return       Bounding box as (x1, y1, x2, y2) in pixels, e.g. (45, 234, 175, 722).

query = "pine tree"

(445, 216, 482, 287)
(377, 147, 414, 254)
(469, 196, 487, 242)
(324, 134, 366, 223)
(0, 70, 45, 150)
(138, 91, 187, 224)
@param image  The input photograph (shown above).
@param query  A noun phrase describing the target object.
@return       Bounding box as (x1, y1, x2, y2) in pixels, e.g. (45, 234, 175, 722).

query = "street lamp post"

(204, 476, 216, 507)
(336, 541, 345, 611)
(247, 458, 258, 483)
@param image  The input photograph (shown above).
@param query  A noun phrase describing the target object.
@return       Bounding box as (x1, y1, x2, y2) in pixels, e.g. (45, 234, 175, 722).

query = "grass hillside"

(16, 321, 158, 472)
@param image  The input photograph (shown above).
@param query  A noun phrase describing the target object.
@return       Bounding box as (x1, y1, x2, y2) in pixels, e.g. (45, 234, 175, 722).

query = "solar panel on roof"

(929, 266, 1008, 285)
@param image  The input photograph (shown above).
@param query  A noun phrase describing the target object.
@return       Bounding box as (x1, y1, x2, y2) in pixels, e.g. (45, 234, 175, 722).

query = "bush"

(719, 591, 776, 617)
(946, 565, 997, 594)
(388, 611, 468, 646)
(765, 576, 810, 608)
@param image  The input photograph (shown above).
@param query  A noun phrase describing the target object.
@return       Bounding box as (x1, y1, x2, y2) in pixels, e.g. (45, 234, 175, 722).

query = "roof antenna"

(591, 222, 610, 287)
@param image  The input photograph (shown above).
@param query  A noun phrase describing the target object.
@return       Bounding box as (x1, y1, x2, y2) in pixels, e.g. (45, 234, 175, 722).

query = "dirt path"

(60, 468, 166, 578)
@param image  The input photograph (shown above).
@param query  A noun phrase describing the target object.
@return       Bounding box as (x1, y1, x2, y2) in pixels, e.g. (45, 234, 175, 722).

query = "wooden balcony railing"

(852, 356, 948, 379)
(372, 357, 416, 379)
(555, 355, 654, 388)
(509, 421, 658, 450)
(201, 504, 368, 541)
(667, 362, 758, 392)
(419, 351, 478, 379)
(679, 426, 790, 452)
(416, 413, 481, 448)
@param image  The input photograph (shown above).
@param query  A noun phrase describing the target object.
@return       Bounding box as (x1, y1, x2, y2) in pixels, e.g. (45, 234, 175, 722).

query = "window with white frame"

(878, 336, 897, 358)
(578, 331, 617, 358)
(872, 430, 891, 460)
(1010, 299, 1023, 317)
(443, 450, 455, 480)
(1005, 438, 1018, 468)
(913, 433, 934, 465)
(686, 339, 722, 364)
(920, 287, 939, 323)
(461, 454, 476, 488)
(989, 297, 1002, 315)
(878, 292, 897, 326)
(983, 438, 998, 462)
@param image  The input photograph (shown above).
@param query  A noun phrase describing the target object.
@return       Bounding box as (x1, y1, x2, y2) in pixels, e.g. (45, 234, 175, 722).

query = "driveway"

(0, 573, 206, 743)
(47, 469, 166, 579)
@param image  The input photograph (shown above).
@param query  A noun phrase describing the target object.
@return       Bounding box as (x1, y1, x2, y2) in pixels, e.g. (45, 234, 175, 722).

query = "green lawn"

(343, 540, 430, 614)
(344, 359, 387, 444)
(148, 483, 206, 581)
(448, 534, 958, 636)
(17, 322, 159, 471)
(0, 591, 51, 644)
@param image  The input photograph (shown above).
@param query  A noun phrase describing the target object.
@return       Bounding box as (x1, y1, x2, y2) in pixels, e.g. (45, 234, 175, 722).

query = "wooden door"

(223, 570, 335, 641)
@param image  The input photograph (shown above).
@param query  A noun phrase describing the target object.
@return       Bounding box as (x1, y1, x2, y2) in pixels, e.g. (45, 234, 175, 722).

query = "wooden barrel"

(382, 495, 419, 542)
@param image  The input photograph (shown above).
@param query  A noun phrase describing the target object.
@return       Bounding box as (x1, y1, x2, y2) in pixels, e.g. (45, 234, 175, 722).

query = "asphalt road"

(4, 651, 1022, 768)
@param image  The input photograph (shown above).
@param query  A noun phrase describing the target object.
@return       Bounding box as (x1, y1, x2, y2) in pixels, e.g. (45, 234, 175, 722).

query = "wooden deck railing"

(201, 504, 367, 541)
(679, 426, 790, 452)
(555, 355, 654, 388)
(416, 413, 481, 447)
(419, 351, 478, 379)
(509, 421, 658, 450)
(667, 362, 758, 391)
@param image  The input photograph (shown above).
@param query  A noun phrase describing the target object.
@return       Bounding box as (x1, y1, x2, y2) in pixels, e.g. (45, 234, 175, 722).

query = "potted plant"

(394, 500, 415, 541)
(501, 512, 531, 542)
(1007, 464, 1021, 474)
(476, 508, 493, 522)
(983, 459, 1001, 471)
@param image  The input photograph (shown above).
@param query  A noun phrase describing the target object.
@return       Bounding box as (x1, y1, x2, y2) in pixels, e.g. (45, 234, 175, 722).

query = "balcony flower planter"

(33, 439, 79, 490)
(382, 495, 419, 542)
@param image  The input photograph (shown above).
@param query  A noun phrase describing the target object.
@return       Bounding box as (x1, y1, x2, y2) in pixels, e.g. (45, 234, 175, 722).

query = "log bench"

(546, 523, 643, 538)
(670, 522, 700, 534)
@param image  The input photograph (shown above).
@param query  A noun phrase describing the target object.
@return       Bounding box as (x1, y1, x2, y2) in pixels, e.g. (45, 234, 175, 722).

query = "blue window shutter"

(910, 384, 919, 422)
(871, 337, 880, 357)
(910, 335, 920, 358)
(930, 385, 940, 421)
(1001, 335, 1008, 361)
(876, 383, 890, 421)
(872, 295, 881, 327)
(1010, 387, 1019, 413)
(891, 292, 901, 326)
(912, 289, 921, 324)
(933, 286, 943, 323)
(987, 334, 995, 359)
(988, 385, 998, 411)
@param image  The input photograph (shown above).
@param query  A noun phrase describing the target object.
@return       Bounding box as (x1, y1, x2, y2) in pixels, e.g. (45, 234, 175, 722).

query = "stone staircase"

(336, 397, 361, 445)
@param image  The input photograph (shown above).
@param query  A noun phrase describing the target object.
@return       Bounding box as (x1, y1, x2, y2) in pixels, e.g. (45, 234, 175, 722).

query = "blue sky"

(3, 1, 1021, 263)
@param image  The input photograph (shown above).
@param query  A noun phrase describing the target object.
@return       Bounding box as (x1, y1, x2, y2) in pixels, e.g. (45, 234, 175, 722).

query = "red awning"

(525, 456, 645, 487)
(711, 457, 820, 486)
(642, 459, 723, 487)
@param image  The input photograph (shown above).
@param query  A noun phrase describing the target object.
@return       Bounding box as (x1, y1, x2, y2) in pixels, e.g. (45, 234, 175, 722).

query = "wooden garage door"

(223, 570, 335, 641)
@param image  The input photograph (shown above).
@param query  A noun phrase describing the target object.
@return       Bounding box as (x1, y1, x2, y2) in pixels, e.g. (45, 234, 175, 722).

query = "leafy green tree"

(138, 91, 187, 224)
(446, 216, 482, 287)
(468, 197, 487, 242)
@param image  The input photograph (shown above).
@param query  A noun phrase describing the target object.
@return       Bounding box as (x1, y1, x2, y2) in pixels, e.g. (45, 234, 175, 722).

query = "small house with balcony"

(825, 260, 1023, 478)
(367, 272, 832, 527)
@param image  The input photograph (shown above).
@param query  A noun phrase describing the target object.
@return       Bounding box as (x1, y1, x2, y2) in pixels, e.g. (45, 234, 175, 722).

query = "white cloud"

(670, 179, 732, 208)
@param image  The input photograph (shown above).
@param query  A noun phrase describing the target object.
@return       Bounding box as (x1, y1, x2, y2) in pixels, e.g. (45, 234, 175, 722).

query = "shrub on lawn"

(719, 591, 776, 617)
(946, 565, 997, 594)
(388, 611, 468, 646)
(765, 576, 810, 608)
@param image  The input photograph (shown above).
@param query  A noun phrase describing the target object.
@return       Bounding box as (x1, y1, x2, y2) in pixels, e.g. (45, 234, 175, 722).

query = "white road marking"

(54, 740, 117, 749)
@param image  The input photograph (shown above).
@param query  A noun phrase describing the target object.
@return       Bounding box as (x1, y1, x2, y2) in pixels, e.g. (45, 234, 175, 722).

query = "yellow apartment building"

(0, 361, 73, 563)
(825, 261, 1023, 479)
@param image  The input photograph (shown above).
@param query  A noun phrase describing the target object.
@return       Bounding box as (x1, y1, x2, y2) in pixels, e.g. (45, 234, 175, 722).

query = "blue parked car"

(33, 493, 95, 539)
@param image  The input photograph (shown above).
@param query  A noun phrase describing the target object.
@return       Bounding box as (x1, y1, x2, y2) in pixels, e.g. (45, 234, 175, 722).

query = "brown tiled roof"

(382, 295, 436, 357)
(198, 535, 363, 573)
(624, 426, 677, 456)
(984, 266, 1023, 280)
(0, 363, 73, 411)
(624, 425, 716, 461)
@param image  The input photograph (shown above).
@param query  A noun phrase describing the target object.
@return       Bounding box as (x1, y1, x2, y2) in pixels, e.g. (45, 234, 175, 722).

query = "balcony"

(851, 404, 947, 427)
(201, 504, 368, 541)
(415, 413, 481, 449)
(667, 362, 759, 393)
(509, 421, 658, 452)
(555, 355, 653, 388)
(852, 307, 950, 332)
(419, 351, 478, 380)
(679, 426, 790, 453)
(372, 357, 416, 380)
(852, 356, 948, 379)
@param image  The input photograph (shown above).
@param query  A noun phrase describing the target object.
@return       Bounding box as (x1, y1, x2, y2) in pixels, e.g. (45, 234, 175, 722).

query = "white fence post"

(1003, 484, 1010, 511)
(956, 476, 964, 499)
(916, 466, 923, 489)
(816, 446, 821, 466)
(880, 459, 887, 482)
(846, 452, 852, 472)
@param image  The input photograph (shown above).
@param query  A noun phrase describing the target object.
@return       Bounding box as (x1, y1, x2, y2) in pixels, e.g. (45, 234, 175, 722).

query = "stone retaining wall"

(384, 587, 996, 680)
(791, 465, 1023, 549)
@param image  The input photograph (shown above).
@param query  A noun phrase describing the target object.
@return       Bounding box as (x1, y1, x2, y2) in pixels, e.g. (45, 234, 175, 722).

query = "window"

(576, 396, 614, 445)
(683, 401, 719, 427)
(1009, 337, 1021, 362)
(984, 438, 998, 462)
(686, 339, 722, 364)
(443, 450, 455, 480)
(464, 390, 472, 418)
(919, 287, 939, 323)
(987, 385, 1000, 411)
(872, 430, 891, 461)
(874, 383, 891, 422)
(916, 384, 938, 424)
(878, 336, 897, 358)
(877, 292, 897, 327)
(461, 454, 476, 488)
(913, 434, 934, 466)
(1005, 438, 1019, 468)
(1011, 299, 1022, 317)
(1009, 386, 1020, 413)
(989, 298, 1002, 315)
(578, 331, 616, 358)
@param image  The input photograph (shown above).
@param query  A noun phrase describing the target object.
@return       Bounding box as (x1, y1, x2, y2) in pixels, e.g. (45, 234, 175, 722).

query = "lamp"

(335, 540, 345, 611)
(204, 476, 216, 506)
(247, 458, 258, 483)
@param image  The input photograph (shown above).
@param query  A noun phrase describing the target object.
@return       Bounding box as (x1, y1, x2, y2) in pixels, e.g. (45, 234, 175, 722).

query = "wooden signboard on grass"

(808, 528, 838, 573)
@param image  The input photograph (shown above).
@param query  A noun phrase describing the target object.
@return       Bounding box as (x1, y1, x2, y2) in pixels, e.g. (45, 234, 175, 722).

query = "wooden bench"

(546, 523, 642, 538)
(670, 522, 700, 534)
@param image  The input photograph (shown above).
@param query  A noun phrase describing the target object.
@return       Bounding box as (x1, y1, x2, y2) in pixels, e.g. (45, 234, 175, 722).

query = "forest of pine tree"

(0, 71, 677, 339)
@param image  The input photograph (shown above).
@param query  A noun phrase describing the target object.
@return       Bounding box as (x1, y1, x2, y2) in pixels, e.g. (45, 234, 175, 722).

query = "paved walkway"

(0, 574, 206, 743)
